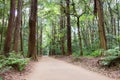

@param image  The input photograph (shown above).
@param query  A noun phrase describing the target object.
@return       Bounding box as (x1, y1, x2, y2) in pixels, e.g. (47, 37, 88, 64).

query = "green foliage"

(104, 48, 120, 56)
(0, 51, 29, 72)
(99, 47, 120, 66)
(72, 51, 81, 58)
(90, 49, 103, 57)
(72, 53, 79, 58)
(0, 76, 3, 80)
(100, 56, 118, 66)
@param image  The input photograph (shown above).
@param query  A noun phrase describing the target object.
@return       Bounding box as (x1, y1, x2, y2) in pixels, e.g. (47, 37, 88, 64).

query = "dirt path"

(25, 56, 115, 80)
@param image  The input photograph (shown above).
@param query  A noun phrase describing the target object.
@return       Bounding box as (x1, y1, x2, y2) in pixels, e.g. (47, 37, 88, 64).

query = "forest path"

(25, 56, 114, 80)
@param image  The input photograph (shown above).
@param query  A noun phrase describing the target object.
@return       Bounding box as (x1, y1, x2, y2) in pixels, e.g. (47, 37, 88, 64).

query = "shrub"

(99, 56, 118, 66)
(98, 47, 120, 67)
(0, 51, 29, 72)
(103, 48, 120, 56)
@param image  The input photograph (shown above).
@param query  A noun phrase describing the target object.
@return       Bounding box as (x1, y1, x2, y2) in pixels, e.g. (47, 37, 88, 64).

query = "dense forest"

(0, 0, 120, 80)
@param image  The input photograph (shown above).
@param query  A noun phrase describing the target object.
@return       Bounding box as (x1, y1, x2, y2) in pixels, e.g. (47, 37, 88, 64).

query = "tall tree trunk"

(20, 26, 23, 51)
(21, 12, 26, 52)
(40, 23, 43, 56)
(116, 2, 120, 50)
(96, 0, 107, 50)
(49, 43, 52, 56)
(107, 1, 114, 49)
(13, 0, 22, 53)
(77, 17, 83, 56)
(51, 22, 56, 55)
(36, 18, 39, 55)
(60, 0, 65, 55)
(0, 0, 5, 51)
(66, 0, 72, 55)
(3, 0, 16, 56)
(28, 0, 38, 60)
(82, 27, 88, 48)
(113, 18, 116, 36)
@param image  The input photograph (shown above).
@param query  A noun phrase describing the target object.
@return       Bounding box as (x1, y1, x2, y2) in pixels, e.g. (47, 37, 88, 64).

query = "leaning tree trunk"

(13, 0, 22, 53)
(28, 0, 38, 60)
(3, 0, 16, 56)
(96, 0, 107, 50)
(66, 0, 72, 55)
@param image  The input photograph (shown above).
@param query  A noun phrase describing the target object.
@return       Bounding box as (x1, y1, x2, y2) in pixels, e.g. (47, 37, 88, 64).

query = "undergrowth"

(0, 51, 29, 72)
(90, 49, 103, 57)
(98, 47, 120, 67)
(0, 76, 2, 80)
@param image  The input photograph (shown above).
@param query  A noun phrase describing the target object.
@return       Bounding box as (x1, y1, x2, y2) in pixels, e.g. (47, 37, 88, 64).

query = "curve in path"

(25, 56, 115, 80)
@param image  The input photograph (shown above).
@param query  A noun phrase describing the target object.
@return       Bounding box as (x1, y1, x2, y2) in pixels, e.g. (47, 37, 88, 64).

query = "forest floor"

(0, 56, 117, 80)
(54, 56, 120, 80)
(0, 60, 35, 80)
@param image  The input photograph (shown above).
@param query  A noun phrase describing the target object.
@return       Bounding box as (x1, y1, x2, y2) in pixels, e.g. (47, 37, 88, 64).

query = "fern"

(99, 47, 120, 66)
(90, 49, 103, 57)
(0, 52, 29, 72)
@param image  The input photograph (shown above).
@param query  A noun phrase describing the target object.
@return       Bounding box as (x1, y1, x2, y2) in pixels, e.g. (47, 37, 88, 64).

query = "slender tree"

(71, 0, 84, 56)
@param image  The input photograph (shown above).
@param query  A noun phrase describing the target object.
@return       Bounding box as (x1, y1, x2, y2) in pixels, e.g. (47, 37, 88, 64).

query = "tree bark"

(28, 0, 38, 60)
(3, 0, 16, 56)
(13, 0, 22, 53)
(36, 18, 39, 55)
(60, 0, 65, 55)
(40, 24, 43, 56)
(51, 22, 56, 55)
(0, 0, 5, 51)
(66, 0, 72, 55)
(77, 17, 83, 56)
(20, 26, 23, 52)
(116, 2, 120, 50)
(96, 0, 107, 50)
